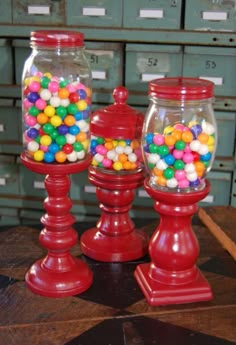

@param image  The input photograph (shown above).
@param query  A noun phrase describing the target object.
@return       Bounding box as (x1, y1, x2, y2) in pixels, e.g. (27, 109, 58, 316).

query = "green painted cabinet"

(0, 39, 13, 85)
(66, 0, 122, 27)
(0, 0, 12, 24)
(183, 46, 236, 97)
(12, 0, 65, 25)
(185, 0, 236, 32)
(123, 0, 183, 29)
(13, 39, 30, 85)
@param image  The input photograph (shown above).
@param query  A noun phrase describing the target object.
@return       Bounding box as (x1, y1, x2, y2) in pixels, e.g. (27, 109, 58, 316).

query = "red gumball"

(62, 143, 73, 154)
(24, 86, 30, 96)
(192, 152, 200, 162)
(69, 92, 79, 103)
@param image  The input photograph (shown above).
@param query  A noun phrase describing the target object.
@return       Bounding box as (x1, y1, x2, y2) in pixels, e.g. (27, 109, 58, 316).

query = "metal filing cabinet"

(125, 44, 183, 103)
(13, 39, 30, 85)
(215, 111, 236, 158)
(123, 0, 183, 29)
(185, 0, 236, 32)
(66, 0, 122, 27)
(85, 41, 124, 103)
(0, 156, 19, 198)
(183, 46, 236, 97)
(0, 0, 12, 23)
(0, 99, 21, 154)
(0, 39, 13, 85)
(12, 0, 65, 25)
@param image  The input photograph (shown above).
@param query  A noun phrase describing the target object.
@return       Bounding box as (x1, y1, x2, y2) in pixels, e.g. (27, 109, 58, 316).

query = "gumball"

(128, 153, 137, 162)
(115, 145, 125, 154)
(58, 88, 70, 99)
(24, 114, 37, 127)
(153, 134, 165, 146)
(107, 150, 116, 160)
(59, 79, 69, 88)
(148, 153, 160, 164)
(27, 141, 39, 152)
(41, 76, 50, 89)
(173, 149, 183, 159)
(28, 105, 40, 117)
(183, 153, 194, 164)
(198, 132, 209, 144)
(27, 92, 40, 103)
(202, 121, 215, 135)
(40, 89, 52, 101)
(62, 143, 73, 154)
(73, 142, 84, 152)
(156, 159, 168, 170)
(113, 161, 123, 171)
(44, 151, 55, 163)
(145, 133, 154, 144)
(94, 153, 103, 163)
(65, 133, 76, 144)
(164, 153, 175, 165)
(198, 144, 209, 155)
(175, 140, 186, 151)
(102, 158, 112, 168)
(166, 177, 178, 188)
(189, 140, 201, 152)
(200, 152, 211, 162)
(186, 172, 198, 182)
(48, 143, 60, 154)
(77, 100, 87, 111)
(184, 163, 195, 173)
(35, 98, 46, 110)
(165, 135, 176, 147)
(156, 175, 167, 186)
(43, 123, 54, 134)
(40, 135, 52, 146)
(69, 92, 79, 103)
(67, 103, 78, 115)
(60, 98, 70, 107)
(56, 106, 67, 117)
(29, 80, 41, 92)
(173, 159, 185, 170)
(149, 143, 159, 154)
(182, 130, 193, 143)
(56, 135, 67, 146)
(55, 151, 67, 163)
(64, 115, 76, 127)
(175, 169, 186, 181)
(178, 179, 189, 188)
(163, 167, 174, 179)
(66, 83, 76, 93)
(77, 150, 86, 159)
(50, 96, 61, 108)
(27, 128, 39, 139)
(158, 145, 169, 157)
(67, 151, 78, 162)
(48, 81, 59, 93)
(51, 115, 62, 127)
(34, 150, 44, 161)
(39, 145, 48, 152)
(44, 105, 55, 117)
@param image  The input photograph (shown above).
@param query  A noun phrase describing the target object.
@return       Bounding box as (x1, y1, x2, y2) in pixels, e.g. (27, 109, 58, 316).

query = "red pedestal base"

(21, 153, 93, 298)
(80, 167, 149, 262)
(134, 178, 213, 306)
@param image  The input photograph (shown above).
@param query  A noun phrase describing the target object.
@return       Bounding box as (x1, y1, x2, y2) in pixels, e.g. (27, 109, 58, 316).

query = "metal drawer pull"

(141, 73, 165, 82)
(27, 5, 50, 15)
(82, 7, 106, 16)
(92, 70, 107, 80)
(199, 76, 223, 86)
(202, 11, 228, 21)
(139, 9, 164, 19)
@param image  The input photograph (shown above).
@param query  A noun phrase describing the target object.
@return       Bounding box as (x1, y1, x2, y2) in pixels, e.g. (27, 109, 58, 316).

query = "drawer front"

(13, 39, 30, 85)
(70, 171, 97, 203)
(0, 0, 12, 23)
(215, 112, 236, 158)
(125, 44, 183, 94)
(0, 162, 19, 195)
(66, 0, 122, 28)
(183, 46, 236, 97)
(0, 39, 13, 84)
(85, 42, 123, 91)
(0, 216, 20, 226)
(12, 0, 65, 25)
(123, 0, 182, 29)
(19, 165, 47, 198)
(0, 99, 22, 154)
(185, 0, 236, 31)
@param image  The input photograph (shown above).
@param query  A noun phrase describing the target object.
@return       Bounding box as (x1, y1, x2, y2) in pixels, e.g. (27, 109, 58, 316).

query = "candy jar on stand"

(21, 30, 93, 297)
(134, 77, 217, 306)
(80, 86, 149, 262)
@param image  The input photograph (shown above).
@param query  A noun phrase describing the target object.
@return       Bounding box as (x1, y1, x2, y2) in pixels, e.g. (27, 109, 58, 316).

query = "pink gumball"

(175, 170, 186, 181)
(23, 99, 33, 110)
(183, 153, 194, 164)
(48, 81, 59, 93)
(34, 71, 43, 78)
(178, 179, 189, 188)
(174, 123, 185, 131)
(184, 144, 192, 153)
(173, 149, 183, 159)
(77, 83, 86, 91)
(153, 134, 165, 146)
(102, 158, 112, 168)
(23, 131, 31, 142)
(39, 145, 49, 152)
(96, 144, 107, 155)
(24, 114, 37, 127)
(29, 81, 41, 92)
(35, 98, 46, 110)
(66, 84, 76, 93)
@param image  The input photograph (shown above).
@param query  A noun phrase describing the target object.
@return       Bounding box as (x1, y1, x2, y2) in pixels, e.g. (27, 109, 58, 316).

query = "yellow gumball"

(44, 72, 52, 78)
(208, 145, 214, 153)
(50, 115, 62, 127)
(207, 136, 215, 146)
(82, 139, 89, 150)
(77, 100, 88, 111)
(164, 126, 174, 135)
(113, 161, 123, 171)
(40, 135, 52, 146)
(92, 158, 99, 166)
(34, 150, 44, 161)
(44, 105, 55, 117)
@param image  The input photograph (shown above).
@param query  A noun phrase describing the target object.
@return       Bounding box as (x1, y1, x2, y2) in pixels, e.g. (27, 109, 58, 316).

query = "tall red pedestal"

(80, 167, 149, 262)
(21, 153, 93, 297)
(134, 178, 213, 306)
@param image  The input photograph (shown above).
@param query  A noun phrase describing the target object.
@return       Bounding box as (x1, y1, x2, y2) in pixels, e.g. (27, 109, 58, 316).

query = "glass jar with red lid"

(142, 77, 217, 192)
(22, 30, 92, 164)
(90, 86, 144, 173)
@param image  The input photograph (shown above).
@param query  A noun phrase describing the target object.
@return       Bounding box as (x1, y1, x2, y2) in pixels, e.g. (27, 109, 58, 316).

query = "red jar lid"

(90, 86, 144, 139)
(149, 77, 214, 100)
(30, 30, 84, 48)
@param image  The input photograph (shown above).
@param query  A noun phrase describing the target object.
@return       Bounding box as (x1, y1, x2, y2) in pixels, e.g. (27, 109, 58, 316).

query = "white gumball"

(50, 96, 61, 108)
(156, 159, 168, 170)
(166, 178, 178, 188)
(65, 133, 76, 144)
(202, 121, 215, 135)
(124, 146, 132, 155)
(189, 140, 201, 152)
(187, 172, 198, 182)
(40, 89, 51, 101)
(128, 153, 137, 162)
(67, 151, 77, 162)
(107, 150, 116, 160)
(27, 141, 39, 152)
(148, 153, 160, 164)
(115, 145, 125, 154)
(198, 144, 209, 155)
(77, 150, 86, 160)
(184, 163, 195, 173)
(60, 98, 70, 107)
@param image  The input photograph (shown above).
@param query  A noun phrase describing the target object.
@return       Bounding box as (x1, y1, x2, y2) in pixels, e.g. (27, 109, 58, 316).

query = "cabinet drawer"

(13, 39, 30, 85)
(183, 46, 236, 97)
(0, 158, 19, 195)
(12, 0, 65, 25)
(0, 39, 13, 85)
(125, 44, 183, 95)
(0, 0, 12, 23)
(85, 42, 123, 92)
(0, 99, 22, 154)
(66, 0, 122, 28)
(215, 111, 236, 158)
(123, 0, 182, 29)
(19, 165, 47, 198)
(184, 0, 236, 31)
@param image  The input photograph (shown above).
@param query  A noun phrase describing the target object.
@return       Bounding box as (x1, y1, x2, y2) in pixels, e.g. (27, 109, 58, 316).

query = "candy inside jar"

(142, 78, 217, 192)
(22, 31, 92, 164)
(90, 86, 144, 173)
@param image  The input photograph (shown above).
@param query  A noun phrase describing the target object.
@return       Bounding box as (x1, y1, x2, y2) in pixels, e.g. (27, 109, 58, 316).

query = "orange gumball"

(76, 132, 87, 142)
(182, 130, 193, 143)
(55, 151, 67, 163)
(172, 129, 182, 141)
(64, 115, 76, 126)
(104, 141, 114, 150)
(37, 112, 48, 125)
(118, 153, 128, 163)
(123, 161, 132, 170)
(58, 88, 70, 99)
(164, 135, 176, 147)
(156, 176, 167, 186)
(197, 132, 209, 144)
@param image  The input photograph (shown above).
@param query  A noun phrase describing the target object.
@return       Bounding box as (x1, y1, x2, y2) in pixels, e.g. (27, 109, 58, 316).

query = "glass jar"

(22, 30, 92, 164)
(90, 86, 144, 173)
(142, 77, 217, 192)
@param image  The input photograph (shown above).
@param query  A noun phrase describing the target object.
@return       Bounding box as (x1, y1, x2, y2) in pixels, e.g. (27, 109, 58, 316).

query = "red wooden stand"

(134, 178, 213, 306)
(80, 167, 149, 262)
(21, 152, 93, 297)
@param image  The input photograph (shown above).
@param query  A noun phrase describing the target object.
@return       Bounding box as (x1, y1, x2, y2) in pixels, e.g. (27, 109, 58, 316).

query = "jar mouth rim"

(149, 77, 214, 100)
(30, 30, 84, 48)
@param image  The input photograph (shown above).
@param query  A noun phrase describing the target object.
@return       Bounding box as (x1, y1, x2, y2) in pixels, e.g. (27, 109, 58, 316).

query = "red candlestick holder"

(80, 166, 149, 262)
(21, 152, 93, 298)
(134, 177, 213, 306)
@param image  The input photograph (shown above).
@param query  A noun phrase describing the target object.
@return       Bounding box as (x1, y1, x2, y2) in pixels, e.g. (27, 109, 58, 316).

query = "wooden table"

(0, 206, 235, 345)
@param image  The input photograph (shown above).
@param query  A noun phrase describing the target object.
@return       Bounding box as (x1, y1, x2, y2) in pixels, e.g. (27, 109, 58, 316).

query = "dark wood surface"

(0, 207, 235, 345)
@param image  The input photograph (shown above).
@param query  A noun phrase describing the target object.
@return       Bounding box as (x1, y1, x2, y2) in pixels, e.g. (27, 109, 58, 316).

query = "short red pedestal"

(80, 167, 149, 262)
(134, 178, 213, 306)
(21, 152, 93, 297)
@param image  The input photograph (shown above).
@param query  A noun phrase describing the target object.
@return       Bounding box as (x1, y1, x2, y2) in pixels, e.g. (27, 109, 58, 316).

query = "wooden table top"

(0, 206, 235, 345)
